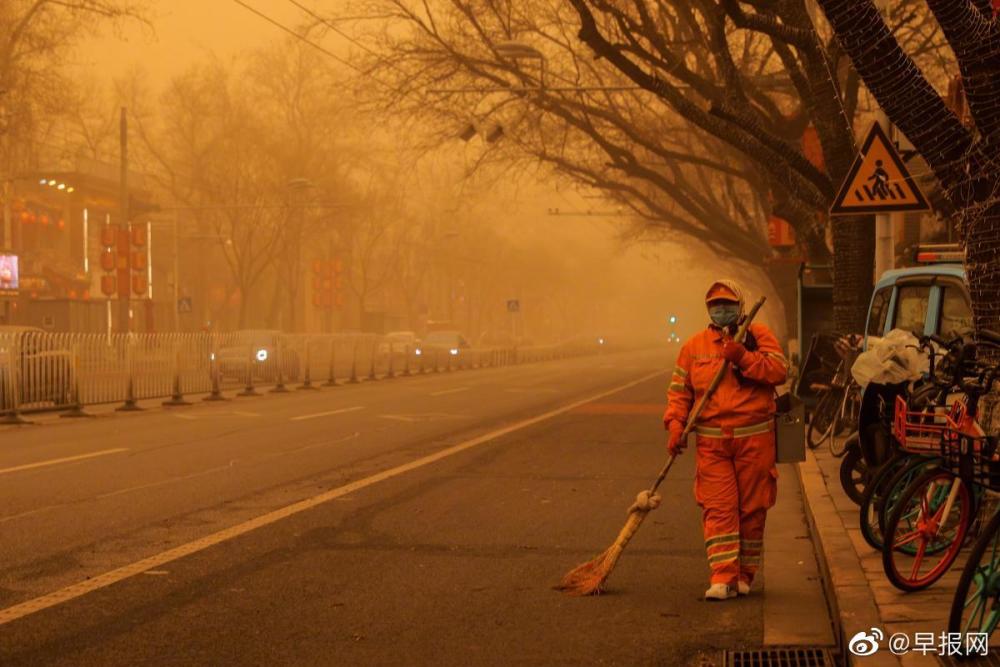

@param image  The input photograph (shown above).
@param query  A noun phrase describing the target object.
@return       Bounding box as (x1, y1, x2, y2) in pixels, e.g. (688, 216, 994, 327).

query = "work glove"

(632, 490, 662, 512)
(721, 338, 747, 365)
(666, 420, 687, 456)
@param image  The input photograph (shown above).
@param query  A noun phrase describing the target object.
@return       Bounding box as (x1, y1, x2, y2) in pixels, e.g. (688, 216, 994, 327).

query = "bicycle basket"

(893, 394, 966, 455)
(941, 429, 1000, 491)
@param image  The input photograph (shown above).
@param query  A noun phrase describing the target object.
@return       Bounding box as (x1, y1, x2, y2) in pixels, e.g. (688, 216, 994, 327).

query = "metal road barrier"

(0, 330, 608, 419)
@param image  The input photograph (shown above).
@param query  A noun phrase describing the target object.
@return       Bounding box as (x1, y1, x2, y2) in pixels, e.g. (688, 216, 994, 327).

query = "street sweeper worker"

(663, 279, 788, 601)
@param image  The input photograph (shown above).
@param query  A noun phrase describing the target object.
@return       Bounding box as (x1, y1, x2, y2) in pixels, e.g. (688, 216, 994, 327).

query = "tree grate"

(725, 648, 835, 667)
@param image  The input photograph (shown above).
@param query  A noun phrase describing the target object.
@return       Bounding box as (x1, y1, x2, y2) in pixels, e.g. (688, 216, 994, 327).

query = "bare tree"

(815, 1, 1000, 335)
(343, 0, 952, 330)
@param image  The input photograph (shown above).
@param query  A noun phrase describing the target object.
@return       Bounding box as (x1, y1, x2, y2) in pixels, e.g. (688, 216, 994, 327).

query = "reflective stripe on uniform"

(707, 548, 739, 564)
(668, 382, 687, 393)
(704, 533, 740, 549)
(694, 419, 773, 438)
(673, 366, 688, 377)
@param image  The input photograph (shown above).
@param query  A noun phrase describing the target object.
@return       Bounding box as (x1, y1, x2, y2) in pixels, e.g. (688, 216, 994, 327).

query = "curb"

(796, 449, 901, 666)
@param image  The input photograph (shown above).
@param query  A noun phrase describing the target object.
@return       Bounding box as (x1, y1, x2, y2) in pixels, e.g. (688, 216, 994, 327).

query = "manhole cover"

(725, 647, 835, 667)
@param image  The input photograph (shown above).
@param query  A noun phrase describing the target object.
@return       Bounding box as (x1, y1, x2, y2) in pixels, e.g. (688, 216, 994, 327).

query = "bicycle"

(807, 334, 862, 454)
(858, 335, 956, 551)
(945, 329, 1000, 644)
(881, 332, 1000, 592)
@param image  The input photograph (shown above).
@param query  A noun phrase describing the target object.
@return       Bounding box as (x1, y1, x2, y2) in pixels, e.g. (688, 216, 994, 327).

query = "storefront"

(1, 159, 158, 332)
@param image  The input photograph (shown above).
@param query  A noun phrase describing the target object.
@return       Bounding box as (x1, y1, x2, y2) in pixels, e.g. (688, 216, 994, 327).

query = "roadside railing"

(0, 330, 607, 420)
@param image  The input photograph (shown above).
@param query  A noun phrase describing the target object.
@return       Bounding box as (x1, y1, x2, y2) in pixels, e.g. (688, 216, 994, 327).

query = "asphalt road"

(0, 348, 773, 665)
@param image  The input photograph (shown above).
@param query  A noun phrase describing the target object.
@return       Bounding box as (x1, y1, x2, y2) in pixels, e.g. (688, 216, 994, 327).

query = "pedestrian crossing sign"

(830, 122, 929, 215)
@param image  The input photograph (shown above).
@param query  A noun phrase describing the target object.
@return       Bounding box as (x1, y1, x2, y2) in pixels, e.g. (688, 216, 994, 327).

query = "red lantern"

(131, 273, 148, 296)
(101, 275, 116, 296)
(19, 211, 29, 223)
(82, 290, 90, 301)
(68, 289, 78, 300)
(101, 225, 117, 247)
(131, 250, 147, 271)
(100, 249, 115, 272)
(39, 214, 49, 226)
(57, 218, 66, 231)
(131, 225, 147, 247)
(767, 215, 796, 248)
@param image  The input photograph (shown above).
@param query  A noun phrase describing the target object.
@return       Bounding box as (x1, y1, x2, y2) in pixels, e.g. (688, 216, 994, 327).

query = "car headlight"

(415, 348, 422, 355)
(256, 348, 269, 362)
(597, 338, 605, 345)
(450, 348, 459, 355)
(210, 352, 216, 361)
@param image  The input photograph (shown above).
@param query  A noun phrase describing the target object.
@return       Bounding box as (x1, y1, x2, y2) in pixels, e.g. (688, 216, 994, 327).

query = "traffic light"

(669, 315, 677, 324)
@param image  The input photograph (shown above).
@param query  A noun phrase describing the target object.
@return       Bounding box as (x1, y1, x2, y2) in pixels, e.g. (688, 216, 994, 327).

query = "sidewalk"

(798, 444, 981, 666)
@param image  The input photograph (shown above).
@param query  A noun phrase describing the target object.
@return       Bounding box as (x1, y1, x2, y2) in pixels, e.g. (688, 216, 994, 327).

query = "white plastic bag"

(851, 329, 930, 390)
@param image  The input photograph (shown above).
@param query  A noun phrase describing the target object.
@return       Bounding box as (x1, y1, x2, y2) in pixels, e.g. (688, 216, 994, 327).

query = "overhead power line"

(229, 0, 397, 92)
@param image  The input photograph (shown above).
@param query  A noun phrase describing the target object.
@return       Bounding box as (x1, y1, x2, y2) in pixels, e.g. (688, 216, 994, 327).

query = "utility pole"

(172, 212, 180, 331)
(118, 107, 130, 333)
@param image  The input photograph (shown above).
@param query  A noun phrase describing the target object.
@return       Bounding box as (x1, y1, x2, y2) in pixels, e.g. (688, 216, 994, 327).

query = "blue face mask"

(708, 303, 740, 327)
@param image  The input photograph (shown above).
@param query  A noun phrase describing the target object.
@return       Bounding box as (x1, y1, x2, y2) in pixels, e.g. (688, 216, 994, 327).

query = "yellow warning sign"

(830, 122, 929, 215)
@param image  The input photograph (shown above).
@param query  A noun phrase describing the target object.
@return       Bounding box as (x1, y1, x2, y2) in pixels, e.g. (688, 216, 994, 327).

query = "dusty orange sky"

(76, 1, 337, 82)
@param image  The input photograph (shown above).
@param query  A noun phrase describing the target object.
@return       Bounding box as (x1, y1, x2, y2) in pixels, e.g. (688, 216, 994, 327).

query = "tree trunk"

(831, 214, 875, 332)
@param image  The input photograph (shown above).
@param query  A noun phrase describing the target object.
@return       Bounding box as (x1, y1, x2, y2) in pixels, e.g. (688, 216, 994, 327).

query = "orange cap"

(705, 283, 739, 303)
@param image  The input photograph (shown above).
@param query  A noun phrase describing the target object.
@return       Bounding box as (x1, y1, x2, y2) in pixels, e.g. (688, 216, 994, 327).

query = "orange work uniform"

(664, 322, 788, 587)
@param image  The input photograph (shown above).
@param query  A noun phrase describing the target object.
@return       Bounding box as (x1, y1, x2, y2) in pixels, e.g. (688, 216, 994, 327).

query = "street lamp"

(495, 41, 546, 88)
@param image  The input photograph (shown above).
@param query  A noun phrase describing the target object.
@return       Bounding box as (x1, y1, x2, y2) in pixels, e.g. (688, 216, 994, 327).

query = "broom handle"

(647, 296, 767, 495)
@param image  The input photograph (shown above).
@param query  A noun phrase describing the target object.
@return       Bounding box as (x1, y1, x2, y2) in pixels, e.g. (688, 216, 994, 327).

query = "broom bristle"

(555, 509, 647, 596)
(553, 546, 616, 596)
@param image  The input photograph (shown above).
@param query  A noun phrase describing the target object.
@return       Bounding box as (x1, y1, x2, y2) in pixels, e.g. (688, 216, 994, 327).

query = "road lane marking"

(0, 448, 129, 477)
(379, 413, 467, 423)
(572, 403, 665, 415)
(429, 386, 469, 396)
(0, 368, 665, 627)
(290, 406, 365, 421)
(504, 387, 560, 394)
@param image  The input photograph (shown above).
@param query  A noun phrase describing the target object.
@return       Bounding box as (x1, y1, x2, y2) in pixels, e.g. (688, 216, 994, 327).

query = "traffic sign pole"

(874, 111, 895, 280)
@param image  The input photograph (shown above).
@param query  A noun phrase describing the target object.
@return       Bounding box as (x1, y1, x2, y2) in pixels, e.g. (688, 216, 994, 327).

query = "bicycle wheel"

(830, 389, 855, 457)
(876, 456, 944, 542)
(949, 508, 1000, 647)
(882, 468, 973, 592)
(835, 386, 862, 437)
(861, 455, 941, 552)
(808, 390, 838, 450)
(859, 452, 909, 550)
(840, 445, 868, 505)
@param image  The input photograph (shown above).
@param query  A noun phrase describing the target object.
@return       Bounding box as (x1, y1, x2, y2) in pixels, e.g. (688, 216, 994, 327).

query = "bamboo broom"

(555, 296, 767, 596)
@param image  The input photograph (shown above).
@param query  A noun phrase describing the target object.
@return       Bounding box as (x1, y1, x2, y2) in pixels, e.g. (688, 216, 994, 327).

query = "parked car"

(863, 249, 971, 348)
(378, 331, 420, 355)
(216, 330, 300, 382)
(417, 330, 471, 358)
(0, 326, 72, 408)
